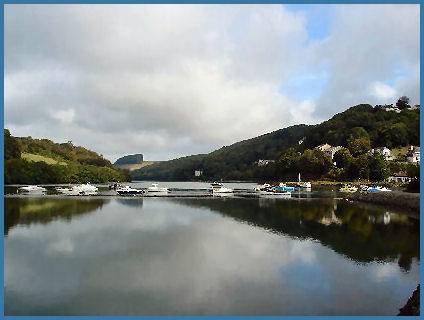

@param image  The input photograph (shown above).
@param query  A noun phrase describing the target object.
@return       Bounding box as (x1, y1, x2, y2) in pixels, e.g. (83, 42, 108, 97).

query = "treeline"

(134, 104, 420, 182)
(16, 135, 113, 167)
(4, 129, 130, 184)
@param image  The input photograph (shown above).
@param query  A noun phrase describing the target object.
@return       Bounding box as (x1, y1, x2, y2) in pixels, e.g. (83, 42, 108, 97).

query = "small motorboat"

(56, 183, 98, 196)
(211, 182, 233, 194)
(339, 184, 358, 193)
(116, 185, 144, 196)
(255, 184, 291, 197)
(360, 185, 369, 192)
(146, 183, 169, 193)
(18, 185, 47, 194)
(367, 186, 391, 193)
(276, 183, 295, 192)
(109, 183, 123, 190)
(254, 183, 271, 191)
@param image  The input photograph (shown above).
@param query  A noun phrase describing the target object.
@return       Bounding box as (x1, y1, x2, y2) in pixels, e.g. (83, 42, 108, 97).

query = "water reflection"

(175, 198, 419, 266)
(4, 197, 109, 236)
(4, 197, 420, 315)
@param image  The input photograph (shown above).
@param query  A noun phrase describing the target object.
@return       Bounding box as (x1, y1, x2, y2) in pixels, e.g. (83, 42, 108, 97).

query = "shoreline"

(347, 191, 420, 218)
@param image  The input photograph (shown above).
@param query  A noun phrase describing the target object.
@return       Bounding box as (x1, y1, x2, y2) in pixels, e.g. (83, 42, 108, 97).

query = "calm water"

(4, 196, 419, 315)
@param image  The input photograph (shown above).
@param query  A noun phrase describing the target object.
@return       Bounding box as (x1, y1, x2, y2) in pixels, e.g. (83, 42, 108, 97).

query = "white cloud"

(369, 82, 397, 102)
(4, 4, 420, 161)
(53, 109, 75, 124)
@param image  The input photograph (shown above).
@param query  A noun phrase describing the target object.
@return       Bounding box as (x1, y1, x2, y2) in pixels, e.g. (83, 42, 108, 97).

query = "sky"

(4, 4, 420, 161)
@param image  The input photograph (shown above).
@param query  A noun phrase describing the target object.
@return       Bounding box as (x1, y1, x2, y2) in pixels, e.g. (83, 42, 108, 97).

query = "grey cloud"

(312, 4, 420, 118)
(4, 5, 419, 161)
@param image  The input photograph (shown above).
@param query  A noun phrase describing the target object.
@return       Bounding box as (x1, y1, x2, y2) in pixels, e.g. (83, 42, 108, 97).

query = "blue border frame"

(1, 1, 422, 319)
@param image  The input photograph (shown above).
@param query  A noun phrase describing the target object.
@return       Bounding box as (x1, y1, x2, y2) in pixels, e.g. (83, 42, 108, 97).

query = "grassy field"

(390, 146, 411, 158)
(21, 152, 68, 166)
(114, 161, 157, 171)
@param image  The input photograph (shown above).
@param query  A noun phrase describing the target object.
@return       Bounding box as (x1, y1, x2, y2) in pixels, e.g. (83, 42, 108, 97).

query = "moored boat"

(18, 185, 47, 193)
(211, 182, 233, 194)
(367, 186, 391, 193)
(339, 184, 358, 193)
(116, 185, 144, 196)
(296, 173, 311, 190)
(146, 183, 169, 193)
(254, 183, 271, 192)
(56, 183, 98, 196)
(276, 183, 295, 192)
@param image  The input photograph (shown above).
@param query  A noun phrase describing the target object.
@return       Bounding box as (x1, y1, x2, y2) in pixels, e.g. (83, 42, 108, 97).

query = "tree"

(348, 127, 369, 140)
(333, 148, 353, 169)
(4, 129, 21, 160)
(347, 137, 371, 157)
(299, 149, 333, 179)
(368, 154, 389, 181)
(277, 148, 301, 179)
(396, 96, 410, 110)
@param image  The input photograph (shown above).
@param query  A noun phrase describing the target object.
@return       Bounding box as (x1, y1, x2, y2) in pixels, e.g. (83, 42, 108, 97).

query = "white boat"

(18, 185, 47, 193)
(211, 182, 233, 194)
(360, 185, 369, 192)
(296, 173, 311, 190)
(146, 183, 169, 193)
(367, 186, 391, 193)
(339, 184, 358, 193)
(254, 183, 271, 191)
(56, 183, 98, 196)
(116, 185, 144, 196)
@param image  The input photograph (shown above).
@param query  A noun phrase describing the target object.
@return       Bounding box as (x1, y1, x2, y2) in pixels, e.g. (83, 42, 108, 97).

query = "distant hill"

(114, 154, 144, 165)
(4, 130, 130, 184)
(132, 104, 420, 181)
(115, 161, 157, 172)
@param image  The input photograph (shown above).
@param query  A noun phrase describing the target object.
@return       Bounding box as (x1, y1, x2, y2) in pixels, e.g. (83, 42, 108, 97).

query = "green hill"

(4, 130, 130, 184)
(114, 154, 144, 165)
(132, 104, 420, 181)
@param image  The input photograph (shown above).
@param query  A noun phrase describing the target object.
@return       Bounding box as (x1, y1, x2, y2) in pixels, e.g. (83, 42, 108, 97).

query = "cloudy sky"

(5, 4, 420, 161)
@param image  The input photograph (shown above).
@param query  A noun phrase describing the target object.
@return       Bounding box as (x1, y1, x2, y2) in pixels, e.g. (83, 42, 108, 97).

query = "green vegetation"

(114, 161, 156, 172)
(4, 129, 130, 184)
(21, 152, 68, 165)
(133, 103, 420, 182)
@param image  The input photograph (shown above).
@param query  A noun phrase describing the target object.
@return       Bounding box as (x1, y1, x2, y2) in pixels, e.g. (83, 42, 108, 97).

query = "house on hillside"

(384, 107, 401, 113)
(387, 172, 413, 183)
(194, 170, 203, 177)
(257, 159, 275, 167)
(370, 147, 394, 161)
(315, 143, 343, 159)
(407, 146, 420, 164)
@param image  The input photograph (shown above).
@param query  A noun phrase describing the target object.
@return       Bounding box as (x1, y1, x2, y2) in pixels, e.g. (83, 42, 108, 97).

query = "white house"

(194, 170, 203, 177)
(384, 107, 401, 113)
(387, 172, 412, 183)
(407, 146, 420, 164)
(257, 159, 275, 167)
(315, 143, 343, 159)
(370, 147, 394, 161)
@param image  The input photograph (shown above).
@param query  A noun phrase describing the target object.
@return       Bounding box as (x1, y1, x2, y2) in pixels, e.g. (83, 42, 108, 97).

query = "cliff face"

(114, 154, 144, 165)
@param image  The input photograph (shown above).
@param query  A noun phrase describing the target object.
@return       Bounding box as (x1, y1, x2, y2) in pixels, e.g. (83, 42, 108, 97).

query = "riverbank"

(399, 285, 420, 316)
(347, 191, 420, 217)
